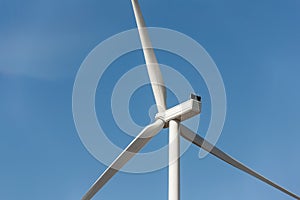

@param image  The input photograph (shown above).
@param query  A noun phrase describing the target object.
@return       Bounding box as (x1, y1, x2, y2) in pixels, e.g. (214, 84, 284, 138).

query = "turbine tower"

(81, 1, 300, 199)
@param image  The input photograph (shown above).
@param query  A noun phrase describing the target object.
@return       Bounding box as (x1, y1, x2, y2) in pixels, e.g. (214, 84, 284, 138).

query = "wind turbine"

(81, 0, 300, 199)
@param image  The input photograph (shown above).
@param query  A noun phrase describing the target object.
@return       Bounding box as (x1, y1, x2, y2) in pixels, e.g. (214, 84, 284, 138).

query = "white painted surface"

(131, 0, 167, 112)
(82, 119, 165, 200)
(169, 120, 180, 200)
(156, 99, 201, 125)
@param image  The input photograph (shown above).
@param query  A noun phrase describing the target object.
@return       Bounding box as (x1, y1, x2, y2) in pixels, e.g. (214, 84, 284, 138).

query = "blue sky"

(0, 0, 300, 199)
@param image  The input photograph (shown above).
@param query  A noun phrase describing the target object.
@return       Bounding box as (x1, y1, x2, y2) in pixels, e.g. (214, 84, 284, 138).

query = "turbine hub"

(155, 94, 201, 128)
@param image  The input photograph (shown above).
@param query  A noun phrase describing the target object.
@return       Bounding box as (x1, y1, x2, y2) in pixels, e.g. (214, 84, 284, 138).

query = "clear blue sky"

(0, 0, 299, 199)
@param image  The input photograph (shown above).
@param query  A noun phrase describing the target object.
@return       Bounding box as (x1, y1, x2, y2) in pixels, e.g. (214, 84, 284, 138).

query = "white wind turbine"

(81, 0, 300, 199)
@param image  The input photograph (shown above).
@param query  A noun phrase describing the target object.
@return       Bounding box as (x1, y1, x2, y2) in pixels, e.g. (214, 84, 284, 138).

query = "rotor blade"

(82, 119, 165, 200)
(180, 125, 300, 200)
(131, 0, 167, 113)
